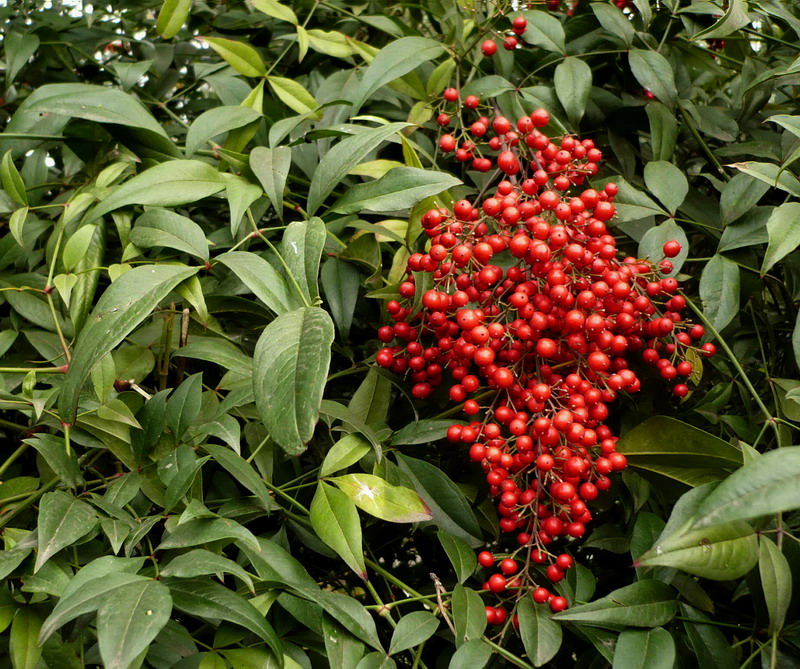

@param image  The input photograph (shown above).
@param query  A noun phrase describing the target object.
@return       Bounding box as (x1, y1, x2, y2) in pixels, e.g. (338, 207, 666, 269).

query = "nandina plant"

(0, 1, 799, 668)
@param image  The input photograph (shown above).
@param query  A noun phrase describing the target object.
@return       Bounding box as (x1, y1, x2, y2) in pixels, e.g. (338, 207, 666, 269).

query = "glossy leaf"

(643, 161, 688, 214)
(730, 161, 800, 198)
(554, 57, 592, 127)
(253, 306, 334, 454)
(252, 0, 298, 24)
(130, 208, 209, 260)
(437, 531, 477, 584)
(391, 419, 464, 445)
(185, 106, 261, 156)
(591, 3, 635, 46)
(321, 257, 360, 339)
(250, 146, 291, 219)
(646, 102, 678, 162)
(35, 492, 97, 572)
(329, 474, 432, 523)
(691, 0, 750, 40)
(388, 611, 438, 655)
(320, 434, 372, 478)
(612, 628, 675, 669)
(515, 10, 566, 53)
(267, 76, 319, 117)
(203, 444, 273, 511)
(281, 218, 326, 305)
(638, 219, 688, 278)
(157, 517, 260, 553)
(448, 639, 492, 668)
(310, 482, 366, 579)
(10, 608, 43, 669)
(759, 538, 792, 633)
(2, 151, 27, 206)
(201, 37, 266, 77)
(552, 581, 676, 628)
(157, 0, 192, 38)
(216, 251, 293, 315)
(160, 548, 255, 592)
(517, 598, 562, 667)
(762, 202, 800, 274)
(699, 255, 739, 333)
(628, 49, 676, 108)
(451, 584, 486, 646)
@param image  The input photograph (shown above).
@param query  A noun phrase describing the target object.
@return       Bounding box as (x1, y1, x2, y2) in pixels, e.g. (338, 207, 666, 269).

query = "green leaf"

(616, 416, 743, 487)
(690, 0, 750, 40)
(349, 368, 392, 426)
(216, 251, 293, 315)
(306, 29, 360, 59)
(250, 146, 291, 220)
(352, 37, 444, 113)
(552, 581, 676, 629)
(329, 474, 432, 523)
(185, 106, 261, 157)
(638, 219, 688, 278)
(680, 603, 737, 669)
(167, 578, 283, 658)
(175, 338, 251, 376)
(629, 49, 676, 108)
(554, 57, 592, 127)
(201, 37, 266, 77)
(97, 579, 172, 669)
(2, 151, 28, 206)
(158, 517, 260, 553)
(307, 122, 408, 215)
(720, 172, 770, 225)
(24, 434, 82, 488)
(226, 176, 262, 235)
(321, 258, 360, 340)
(320, 434, 372, 478)
(759, 538, 791, 633)
(612, 628, 675, 669)
(88, 160, 228, 222)
(514, 10, 566, 54)
(451, 584, 486, 646)
(793, 311, 800, 371)
(251, 0, 298, 24)
(437, 531, 477, 584)
(310, 483, 366, 579)
(35, 491, 97, 572)
(281, 218, 326, 305)
(10, 608, 43, 669)
(388, 611, 439, 655)
(730, 161, 800, 198)
(203, 444, 274, 512)
(5, 31, 40, 86)
(165, 372, 203, 442)
(646, 102, 678, 162)
(9, 207, 27, 247)
(157, 0, 192, 38)
(699, 255, 739, 333)
(426, 60, 456, 96)
(331, 167, 461, 214)
(517, 598, 562, 667)
(762, 202, 800, 274)
(267, 76, 320, 117)
(692, 446, 800, 528)
(130, 208, 209, 261)
(395, 454, 482, 545)
(643, 161, 688, 214)
(160, 548, 255, 593)
(253, 307, 334, 454)
(637, 520, 758, 580)
(391, 419, 464, 445)
(164, 455, 209, 512)
(591, 3, 635, 46)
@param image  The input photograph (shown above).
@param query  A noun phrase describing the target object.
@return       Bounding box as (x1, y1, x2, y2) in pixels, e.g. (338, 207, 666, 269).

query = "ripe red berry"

(550, 596, 568, 612)
(663, 240, 682, 257)
(478, 551, 494, 568)
(481, 40, 497, 56)
(443, 87, 459, 102)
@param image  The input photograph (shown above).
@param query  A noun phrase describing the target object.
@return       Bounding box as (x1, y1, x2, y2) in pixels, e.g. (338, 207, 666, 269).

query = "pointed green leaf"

(216, 251, 293, 315)
(388, 611, 439, 655)
(2, 151, 28, 206)
(629, 49, 676, 108)
(643, 161, 688, 214)
(281, 218, 326, 304)
(638, 219, 688, 278)
(160, 548, 255, 593)
(10, 608, 43, 669)
(591, 3, 635, 46)
(329, 474, 432, 523)
(762, 202, 800, 274)
(437, 531, 477, 585)
(157, 0, 192, 38)
(250, 146, 291, 220)
(201, 37, 266, 77)
(252, 0, 298, 25)
(321, 257, 360, 340)
(554, 57, 592, 127)
(157, 517, 260, 553)
(203, 444, 274, 511)
(130, 208, 209, 261)
(267, 76, 320, 117)
(612, 628, 675, 669)
(759, 538, 791, 633)
(451, 585, 486, 646)
(513, 10, 566, 53)
(699, 255, 739, 333)
(320, 434, 372, 478)
(185, 106, 261, 156)
(517, 598, 562, 667)
(310, 482, 366, 579)
(35, 492, 97, 572)
(552, 581, 676, 628)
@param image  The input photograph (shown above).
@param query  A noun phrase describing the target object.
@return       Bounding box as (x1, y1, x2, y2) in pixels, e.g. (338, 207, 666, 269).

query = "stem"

(482, 638, 535, 669)
(677, 101, 729, 180)
(364, 557, 426, 600)
(0, 443, 30, 478)
(0, 477, 59, 528)
(0, 366, 65, 374)
(46, 293, 72, 363)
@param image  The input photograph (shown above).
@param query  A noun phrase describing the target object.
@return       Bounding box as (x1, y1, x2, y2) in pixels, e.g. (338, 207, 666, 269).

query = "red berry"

(481, 40, 497, 56)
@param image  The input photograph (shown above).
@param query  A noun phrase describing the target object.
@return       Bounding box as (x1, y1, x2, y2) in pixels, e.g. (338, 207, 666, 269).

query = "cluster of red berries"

(375, 100, 713, 622)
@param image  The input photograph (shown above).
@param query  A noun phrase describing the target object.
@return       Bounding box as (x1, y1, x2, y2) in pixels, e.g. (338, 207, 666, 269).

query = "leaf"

(794, 311, 800, 371)
(554, 57, 592, 127)
(643, 161, 688, 214)
(281, 218, 326, 305)
(5, 31, 40, 86)
(591, 3, 635, 46)
(638, 219, 688, 278)
(759, 538, 791, 633)
(130, 208, 209, 261)
(251, 0, 298, 24)
(226, 176, 262, 235)
(629, 49, 676, 108)
(175, 338, 252, 375)
(157, 517, 260, 553)
(448, 639, 493, 668)
(203, 444, 274, 512)
(730, 161, 800, 198)
(391, 419, 464, 445)
(331, 167, 461, 214)
(307, 122, 408, 215)
(167, 578, 282, 658)
(97, 580, 172, 669)
(9, 207, 27, 247)
(321, 258, 360, 339)
(216, 251, 293, 315)
(612, 628, 675, 669)
(646, 102, 678, 162)
(514, 10, 566, 54)
(165, 373, 203, 442)
(690, 0, 750, 40)
(437, 531, 477, 585)
(250, 146, 291, 220)
(320, 434, 372, 478)
(267, 76, 320, 117)
(160, 549, 255, 593)
(185, 106, 261, 157)
(388, 611, 439, 655)
(680, 603, 738, 669)
(395, 454, 482, 545)
(699, 255, 739, 333)
(201, 37, 266, 77)
(329, 474, 432, 523)
(720, 172, 770, 225)
(517, 598, 562, 667)
(24, 434, 82, 488)
(22, 83, 169, 138)
(35, 491, 97, 572)
(88, 160, 228, 222)
(352, 37, 444, 113)
(451, 584, 486, 646)
(164, 455, 210, 512)
(762, 202, 800, 274)
(2, 151, 28, 206)
(311, 483, 366, 579)
(637, 520, 758, 580)
(157, 0, 192, 38)
(253, 307, 334, 454)
(691, 446, 800, 528)
(349, 368, 392, 426)
(10, 608, 43, 669)
(306, 29, 359, 59)
(552, 581, 676, 629)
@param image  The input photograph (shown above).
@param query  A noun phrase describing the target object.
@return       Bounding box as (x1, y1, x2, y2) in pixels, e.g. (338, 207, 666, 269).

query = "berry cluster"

(375, 100, 714, 623)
